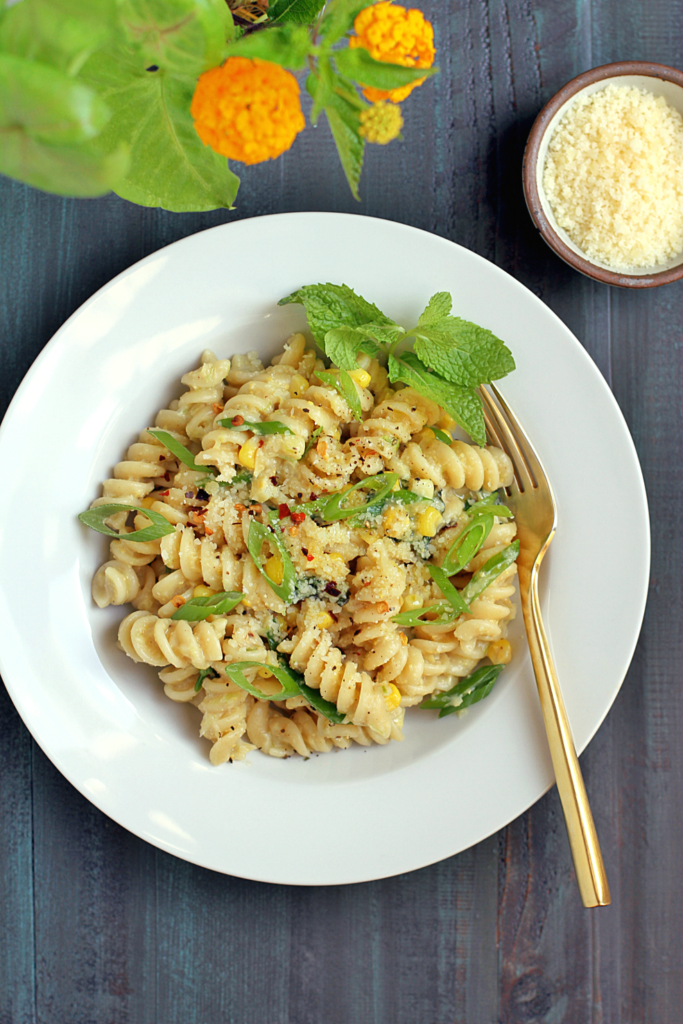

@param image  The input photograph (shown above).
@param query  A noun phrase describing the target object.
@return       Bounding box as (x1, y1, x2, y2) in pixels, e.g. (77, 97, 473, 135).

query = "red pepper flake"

(160, 490, 170, 497)
(310, 493, 318, 501)
(212, 402, 224, 414)
(234, 503, 246, 512)
(291, 512, 305, 525)
(258, 439, 264, 448)
(204, 526, 213, 535)
(231, 414, 244, 426)
(278, 503, 291, 520)
(270, 476, 278, 486)
(306, 553, 314, 562)
(164, 472, 171, 481)
(172, 595, 186, 609)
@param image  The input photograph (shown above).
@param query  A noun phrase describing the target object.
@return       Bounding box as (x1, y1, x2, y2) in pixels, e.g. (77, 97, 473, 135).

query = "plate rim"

(0, 212, 650, 884)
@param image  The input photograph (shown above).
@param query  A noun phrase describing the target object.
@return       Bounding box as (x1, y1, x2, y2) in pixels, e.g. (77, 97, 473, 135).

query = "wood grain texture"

(1, 1, 682, 1021)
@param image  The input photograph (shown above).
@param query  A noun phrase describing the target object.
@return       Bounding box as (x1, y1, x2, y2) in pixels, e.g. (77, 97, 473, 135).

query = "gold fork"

(480, 383, 611, 908)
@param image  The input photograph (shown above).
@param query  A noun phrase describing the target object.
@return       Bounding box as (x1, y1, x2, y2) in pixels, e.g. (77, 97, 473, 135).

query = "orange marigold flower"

(191, 57, 305, 165)
(350, 2, 435, 104)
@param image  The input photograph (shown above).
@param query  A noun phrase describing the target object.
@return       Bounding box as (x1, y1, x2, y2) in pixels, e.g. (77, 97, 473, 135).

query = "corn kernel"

(416, 507, 442, 537)
(193, 585, 216, 598)
(141, 496, 157, 509)
(241, 597, 252, 608)
(401, 593, 422, 612)
(382, 506, 410, 539)
(289, 373, 309, 397)
(328, 552, 345, 563)
(391, 479, 401, 491)
(238, 435, 260, 469)
(349, 368, 371, 388)
(399, 631, 408, 645)
(383, 683, 402, 710)
(438, 413, 456, 431)
(265, 555, 284, 585)
(487, 638, 512, 665)
(257, 668, 273, 679)
(317, 612, 335, 629)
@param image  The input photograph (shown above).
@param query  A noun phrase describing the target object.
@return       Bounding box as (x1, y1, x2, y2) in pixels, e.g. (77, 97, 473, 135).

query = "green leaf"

(322, 84, 364, 200)
(0, 53, 110, 143)
(316, 369, 363, 421)
(419, 664, 504, 716)
(334, 46, 438, 90)
(171, 590, 244, 620)
(78, 503, 176, 541)
(80, 47, 240, 212)
(268, 0, 326, 23)
(318, 0, 368, 44)
(441, 516, 493, 576)
(224, 22, 312, 68)
(412, 319, 516, 388)
(0, 0, 122, 76)
(279, 282, 394, 345)
(120, 0, 232, 75)
(323, 326, 379, 370)
(218, 417, 293, 435)
(460, 540, 520, 605)
(0, 133, 129, 197)
(388, 351, 487, 446)
(418, 292, 452, 327)
(148, 429, 213, 473)
(247, 520, 297, 603)
(427, 566, 471, 617)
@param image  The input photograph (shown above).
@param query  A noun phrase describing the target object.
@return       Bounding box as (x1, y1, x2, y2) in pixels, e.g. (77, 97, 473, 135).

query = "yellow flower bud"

(359, 101, 404, 145)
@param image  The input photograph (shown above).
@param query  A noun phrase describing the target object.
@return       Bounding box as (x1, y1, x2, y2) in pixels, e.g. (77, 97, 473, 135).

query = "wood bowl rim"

(522, 60, 683, 288)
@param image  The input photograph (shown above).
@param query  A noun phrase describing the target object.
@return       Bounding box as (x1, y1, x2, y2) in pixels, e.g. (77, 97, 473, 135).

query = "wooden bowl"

(523, 61, 683, 288)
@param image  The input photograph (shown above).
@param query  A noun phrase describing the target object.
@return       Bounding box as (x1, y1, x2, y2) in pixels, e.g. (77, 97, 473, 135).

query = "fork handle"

(524, 568, 611, 908)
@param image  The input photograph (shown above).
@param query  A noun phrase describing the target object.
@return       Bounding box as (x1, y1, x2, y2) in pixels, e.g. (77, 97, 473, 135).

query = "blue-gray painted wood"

(1, 1, 682, 1021)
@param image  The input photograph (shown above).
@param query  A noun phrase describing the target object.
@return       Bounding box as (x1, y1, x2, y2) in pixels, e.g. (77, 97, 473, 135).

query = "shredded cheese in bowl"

(543, 83, 683, 271)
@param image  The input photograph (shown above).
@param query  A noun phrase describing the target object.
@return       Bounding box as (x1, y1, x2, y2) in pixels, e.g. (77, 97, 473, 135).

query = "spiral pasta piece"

(118, 610, 226, 669)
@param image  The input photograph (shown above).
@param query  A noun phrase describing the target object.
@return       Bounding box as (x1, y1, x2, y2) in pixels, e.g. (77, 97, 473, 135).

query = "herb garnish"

(219, 417, 293, 435)
(148, 429, 214, 475)
(419, 664, 505, 717)
(78, 503, 175, 541)
(171, 591, 244, 621)
(225, 658, 345, 723)
(194, 667, 219, 693)
(279, 285, 515, 446)
(315, 369, 363, 421)
(247, 520, 297, 603)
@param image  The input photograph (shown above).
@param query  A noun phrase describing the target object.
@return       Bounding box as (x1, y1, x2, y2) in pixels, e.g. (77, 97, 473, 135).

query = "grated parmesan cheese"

(543, 84, 683, 271)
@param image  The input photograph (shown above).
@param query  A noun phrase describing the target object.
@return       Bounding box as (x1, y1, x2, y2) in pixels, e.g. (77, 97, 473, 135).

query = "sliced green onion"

(322, 473, 398, 521)
(419, 664, 504, 717)
(391, 601, 457, 627)
(232, 470, 253, 486)
(460, 540, 520, 605)
(171, 591, 244, 621)
(148, 429, 213, 474)
(316, 369, 363, 421)
(78, 503, 176, 542)
(464, 494, 514, 518)
(441, 515, 494, 576)
(226, 658, 345, 723)
(431, 426, 453, 445)
(248, 520, 297, 603)
(225, 661, 301, 701)
(302, 426, 322, 459)
(219, 417, 293, 435)
(427, 566, 471, 617)
(194, 667, 218, 693)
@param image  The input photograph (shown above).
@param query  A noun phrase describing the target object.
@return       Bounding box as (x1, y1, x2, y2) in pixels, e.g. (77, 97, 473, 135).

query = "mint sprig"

(278, 284, 515, 447)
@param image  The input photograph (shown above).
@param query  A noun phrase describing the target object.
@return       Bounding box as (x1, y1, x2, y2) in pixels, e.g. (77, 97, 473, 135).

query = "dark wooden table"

(1, 2, 681, 1021)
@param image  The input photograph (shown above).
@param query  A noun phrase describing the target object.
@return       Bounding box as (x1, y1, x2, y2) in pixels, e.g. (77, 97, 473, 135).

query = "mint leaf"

(388, 352, 486, 446)
(324, 326, 379, 370)
(334, 47, 438, 90)
(316, 369, 362, 420)
(268, 0, 326, 23)
(279, 283, 394, 344)
(413, 319, 515, 387)
(224, 23, 312, 69)
(418, 292, 452, 327)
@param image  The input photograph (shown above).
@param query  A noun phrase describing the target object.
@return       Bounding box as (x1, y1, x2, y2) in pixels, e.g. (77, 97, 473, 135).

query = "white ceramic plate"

(0, 214, 649, 885)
